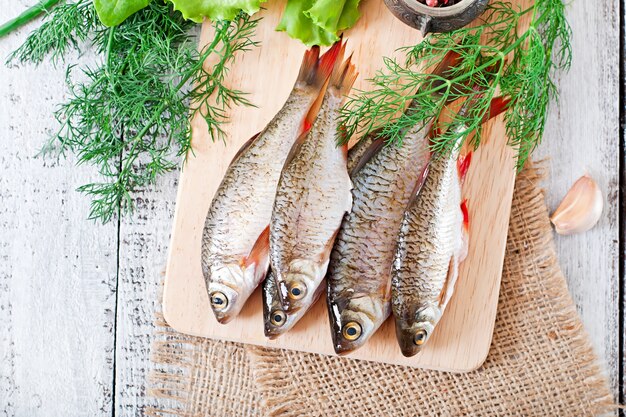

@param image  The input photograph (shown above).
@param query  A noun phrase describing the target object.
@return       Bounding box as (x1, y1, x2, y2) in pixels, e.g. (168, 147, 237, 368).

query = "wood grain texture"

(115, 171, 179, 415)
(162, 0, 519, 372)
(533, 0, 621, 402)
(0, 12, 117, 417)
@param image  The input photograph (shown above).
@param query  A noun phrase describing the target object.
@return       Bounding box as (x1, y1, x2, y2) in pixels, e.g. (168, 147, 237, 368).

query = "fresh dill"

(0, 0, 63, 38)
(10, 0, 259, 223)
(340, 0, 572, 169)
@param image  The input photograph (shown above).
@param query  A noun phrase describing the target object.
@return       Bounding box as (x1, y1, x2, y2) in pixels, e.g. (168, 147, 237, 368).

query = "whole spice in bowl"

(384, 0, 488, 34)
(419, 0, 463, 7)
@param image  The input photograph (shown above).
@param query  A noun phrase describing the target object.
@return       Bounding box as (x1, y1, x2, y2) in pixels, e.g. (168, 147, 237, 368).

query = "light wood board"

(163, 0, 519, 372)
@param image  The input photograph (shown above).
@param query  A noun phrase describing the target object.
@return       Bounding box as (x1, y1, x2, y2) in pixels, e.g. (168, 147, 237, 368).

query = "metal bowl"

(383, 0, 489, 34)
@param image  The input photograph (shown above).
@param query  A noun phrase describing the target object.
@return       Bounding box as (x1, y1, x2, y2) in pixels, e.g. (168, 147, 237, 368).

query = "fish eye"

(414, 329, 427, 346)
(342, 322, 362, 341)
(288, 282, 306, 300)
(270, 310, 287, 327)
(210, 292, 228, 310)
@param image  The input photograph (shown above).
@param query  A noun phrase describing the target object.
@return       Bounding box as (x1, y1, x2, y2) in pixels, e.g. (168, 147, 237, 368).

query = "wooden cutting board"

(163, 0, 521, 372)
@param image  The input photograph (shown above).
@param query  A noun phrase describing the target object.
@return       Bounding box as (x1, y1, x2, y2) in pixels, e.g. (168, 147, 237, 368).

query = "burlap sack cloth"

(145, 164, 615, 416)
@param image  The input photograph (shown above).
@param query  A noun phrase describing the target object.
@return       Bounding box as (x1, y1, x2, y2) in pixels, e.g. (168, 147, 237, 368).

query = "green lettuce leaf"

(94, 0, 151, 26)
(276, 0, 337, 46)
(169, 0, 266, 22)
(304, 0, 360, 35)
(277, 0, 361, 46)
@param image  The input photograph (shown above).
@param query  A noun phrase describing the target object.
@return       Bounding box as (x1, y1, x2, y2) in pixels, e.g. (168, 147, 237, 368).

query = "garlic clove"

(550, 173, 603, 235)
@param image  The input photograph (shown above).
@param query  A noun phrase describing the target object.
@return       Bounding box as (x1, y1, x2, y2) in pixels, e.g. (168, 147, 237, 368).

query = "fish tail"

(297, 39, 342, 90)
(297, 41, 344, 132)
(329, 52, 358, 97)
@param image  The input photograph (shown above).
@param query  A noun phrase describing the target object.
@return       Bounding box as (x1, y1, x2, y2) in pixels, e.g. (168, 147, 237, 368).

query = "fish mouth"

(332, 341, 359, 355)
(264, 325, 283, 340)
(395, 321, 425, 357)
(212, 312, 233, 325)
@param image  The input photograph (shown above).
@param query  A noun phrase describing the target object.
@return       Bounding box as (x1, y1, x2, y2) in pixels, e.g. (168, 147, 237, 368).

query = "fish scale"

(201, 43, 342, 324)
(270, 54, 356, 314)
(203, 91, 312, 264)
(270, 95, 352, 287)
(326, 120, 432, 354)
(391, 131, 465, 357)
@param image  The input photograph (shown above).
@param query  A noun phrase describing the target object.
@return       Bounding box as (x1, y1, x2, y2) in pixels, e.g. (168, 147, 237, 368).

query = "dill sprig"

(10, 1, 259, 223)
(340, 0, 571, 168)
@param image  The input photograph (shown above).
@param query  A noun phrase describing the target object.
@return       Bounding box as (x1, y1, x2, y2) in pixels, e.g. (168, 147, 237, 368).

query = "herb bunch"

(340, 0, 571, 168)
(10, 0, 259, 223)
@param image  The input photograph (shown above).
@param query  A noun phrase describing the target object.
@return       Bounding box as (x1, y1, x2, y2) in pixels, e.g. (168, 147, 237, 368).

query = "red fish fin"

(301, 42, 344, 133)
(230, 132, 261, 164)
(244, 225, 270, 269)
(301, 87, 326, 134)
(430, 50, 462, 77)
(460, 199, 469, 231)
(349, 134, 386, 176)
(296, 46, 321, 86)
(342, 142, 349, 160)
(297, 40, 342, 90)
(429, 121, 442, 140)
(330, 53, 358, 97)
(483, 96, 511, 122)
(318, 38, 344, 82)
(457, 199, 470, 262)
(302, 118, 313, 133)
(457, 152, 472, 182)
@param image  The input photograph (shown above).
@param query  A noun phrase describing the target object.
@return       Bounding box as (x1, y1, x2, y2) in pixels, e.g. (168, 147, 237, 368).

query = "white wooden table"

(0, 1, 622, 415)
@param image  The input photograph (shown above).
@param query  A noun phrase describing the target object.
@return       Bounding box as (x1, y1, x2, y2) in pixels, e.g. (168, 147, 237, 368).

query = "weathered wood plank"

(0, 12, 118, 417)
(533, 0, 621, 404)
(114, 171, 179, 414)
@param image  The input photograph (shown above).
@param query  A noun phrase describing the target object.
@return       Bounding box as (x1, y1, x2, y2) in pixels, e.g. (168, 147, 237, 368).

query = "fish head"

(263, 271, 301, 339)
(328, 295, 387, 355)
(208, 264, 257, 324)
(278, 259, 326, 312)
(395, 302, 442, 357)
(263, 306, 305, 339)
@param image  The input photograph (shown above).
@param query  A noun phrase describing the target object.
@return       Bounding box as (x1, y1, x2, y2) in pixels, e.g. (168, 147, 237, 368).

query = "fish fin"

(437, 255, 459, 308)
(318, 38, 344, 83)
(301, 85, 328, 134)
(296, 45, 321, 86)
(349, 134, 386, 176)
(230, 132, 261, 164)
(429, 121, 442, 140)
(406, 162, 431, 206)
(483, 96, 511, 122)
(244, 225, 270, 270)
(457, 151, 472, 182)
(430, 50, 462, 77)
(297, 40, 342, 90)
(460, 200, 470, 262)
(460, 199, 470, 231)
(329, 53, 358, 97)
(319, 228, 341, 264)
(283, 129, 310, 169)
